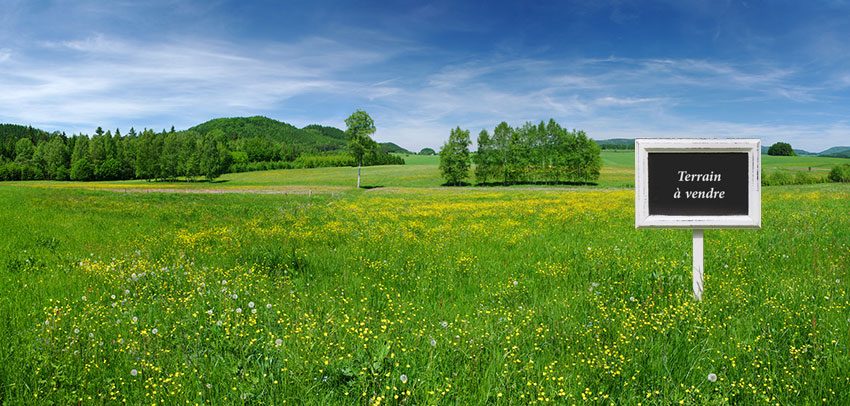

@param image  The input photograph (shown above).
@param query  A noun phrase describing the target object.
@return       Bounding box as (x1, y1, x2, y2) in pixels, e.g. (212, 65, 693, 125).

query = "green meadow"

(13, 151, 848, 191)
(1, 153, 849, 404)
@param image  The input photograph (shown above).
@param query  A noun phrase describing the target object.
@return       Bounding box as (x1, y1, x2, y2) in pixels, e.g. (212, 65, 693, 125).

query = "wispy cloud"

(0, 33, 403, 133)
(1, 0, 849, 153)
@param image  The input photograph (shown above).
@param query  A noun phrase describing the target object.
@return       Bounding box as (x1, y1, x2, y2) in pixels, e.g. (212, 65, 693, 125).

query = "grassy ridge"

(1, 183, 848, 403)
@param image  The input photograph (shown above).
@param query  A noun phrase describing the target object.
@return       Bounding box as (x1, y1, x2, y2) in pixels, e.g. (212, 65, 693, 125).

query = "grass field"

(11, 151, 847, 192)
(1, 154, 849, 404)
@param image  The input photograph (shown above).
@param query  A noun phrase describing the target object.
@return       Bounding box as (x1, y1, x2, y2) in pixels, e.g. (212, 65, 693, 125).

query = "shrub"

(828, 164, 850, 182)
(767, 142, 796, 156)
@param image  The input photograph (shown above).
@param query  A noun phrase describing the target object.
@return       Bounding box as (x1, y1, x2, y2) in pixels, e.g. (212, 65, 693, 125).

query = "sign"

(634, 138, 761, 301)
(635, 139, 761, 228)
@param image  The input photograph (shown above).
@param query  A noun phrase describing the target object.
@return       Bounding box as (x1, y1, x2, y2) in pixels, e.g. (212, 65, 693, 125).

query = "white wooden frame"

(635, 138, 761, 229)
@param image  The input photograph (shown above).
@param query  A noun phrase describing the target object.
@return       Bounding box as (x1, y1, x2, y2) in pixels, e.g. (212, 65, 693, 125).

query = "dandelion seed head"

(440, 321, 448, 328)
(707, 373, 717, 382)
(400, 374, 408, 384)
(130, 369, 138, 376)
(236, 308, 242, 314)
(275, 338, 283, 347)
(248, 301, 255, 308)
(151, 328, 158, 335)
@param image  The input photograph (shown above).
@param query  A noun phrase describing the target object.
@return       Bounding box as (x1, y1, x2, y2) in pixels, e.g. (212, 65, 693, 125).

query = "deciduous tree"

(344, 110, 377, 188)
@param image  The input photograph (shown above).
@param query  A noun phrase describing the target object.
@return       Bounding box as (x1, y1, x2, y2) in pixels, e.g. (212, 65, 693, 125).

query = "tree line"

(0, 118, 404, 182)
(0, 126, 231, 181)
(439, 119, 602, 186)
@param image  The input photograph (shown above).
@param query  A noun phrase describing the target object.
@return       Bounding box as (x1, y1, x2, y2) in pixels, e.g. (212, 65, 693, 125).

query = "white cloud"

(0, 32, 846, 152)
(0, 34, 402, 133)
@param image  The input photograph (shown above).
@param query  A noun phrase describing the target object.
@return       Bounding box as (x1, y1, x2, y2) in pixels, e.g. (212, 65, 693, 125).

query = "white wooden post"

(693, 229, 704, 301)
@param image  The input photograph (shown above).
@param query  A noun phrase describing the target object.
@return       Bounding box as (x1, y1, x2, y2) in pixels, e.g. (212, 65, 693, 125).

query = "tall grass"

(0, 184, 848, 404)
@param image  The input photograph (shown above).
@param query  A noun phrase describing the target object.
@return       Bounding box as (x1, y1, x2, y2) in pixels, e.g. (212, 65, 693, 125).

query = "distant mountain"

(380, 142, 414, 154)
(189, 116, 346, 151)
(593, 138, 635, 150)
(818, 146, 850, 158)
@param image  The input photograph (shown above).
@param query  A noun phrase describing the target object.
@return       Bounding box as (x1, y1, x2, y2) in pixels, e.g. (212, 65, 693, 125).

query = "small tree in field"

(768, 142, 796, 156)
(439, 127, 471, 186)
(345, 110, 377, 188)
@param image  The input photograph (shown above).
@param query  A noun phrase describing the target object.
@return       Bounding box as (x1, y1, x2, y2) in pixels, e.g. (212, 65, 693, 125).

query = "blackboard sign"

(635, 139, 761, 300)
(635, 139, 761, 228)
(648, 152, 748, 216)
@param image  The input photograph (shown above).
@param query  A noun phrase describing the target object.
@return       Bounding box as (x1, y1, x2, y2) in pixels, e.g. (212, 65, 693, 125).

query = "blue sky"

(1, 0, 849, 151)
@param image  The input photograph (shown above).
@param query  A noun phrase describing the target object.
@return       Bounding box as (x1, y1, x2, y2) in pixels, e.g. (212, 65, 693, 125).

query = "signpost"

(635, 139, 761, 300)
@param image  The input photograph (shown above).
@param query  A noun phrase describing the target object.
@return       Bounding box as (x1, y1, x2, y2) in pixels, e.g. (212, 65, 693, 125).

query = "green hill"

(818, 146, 850, 158)
(302, 124, 347, 142)
(0, 124, 56, 160)
(379, 142, 414, 154)
(594, 138, 634, 150)
(189, 116, 346, 152)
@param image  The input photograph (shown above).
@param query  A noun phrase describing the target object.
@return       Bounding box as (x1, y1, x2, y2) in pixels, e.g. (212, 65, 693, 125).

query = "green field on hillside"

(1, 179, 849, 404)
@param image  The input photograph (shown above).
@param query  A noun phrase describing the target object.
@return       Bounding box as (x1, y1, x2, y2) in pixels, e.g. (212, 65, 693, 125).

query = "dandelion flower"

(707, 373, 717, 382)
(130, 369, 138, 377)
(400, 374, 408, 384)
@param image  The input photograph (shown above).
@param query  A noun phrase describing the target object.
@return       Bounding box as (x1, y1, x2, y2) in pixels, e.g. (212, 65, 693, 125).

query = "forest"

(0, 117, 403, 182)
(439, 119, 602, 185)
